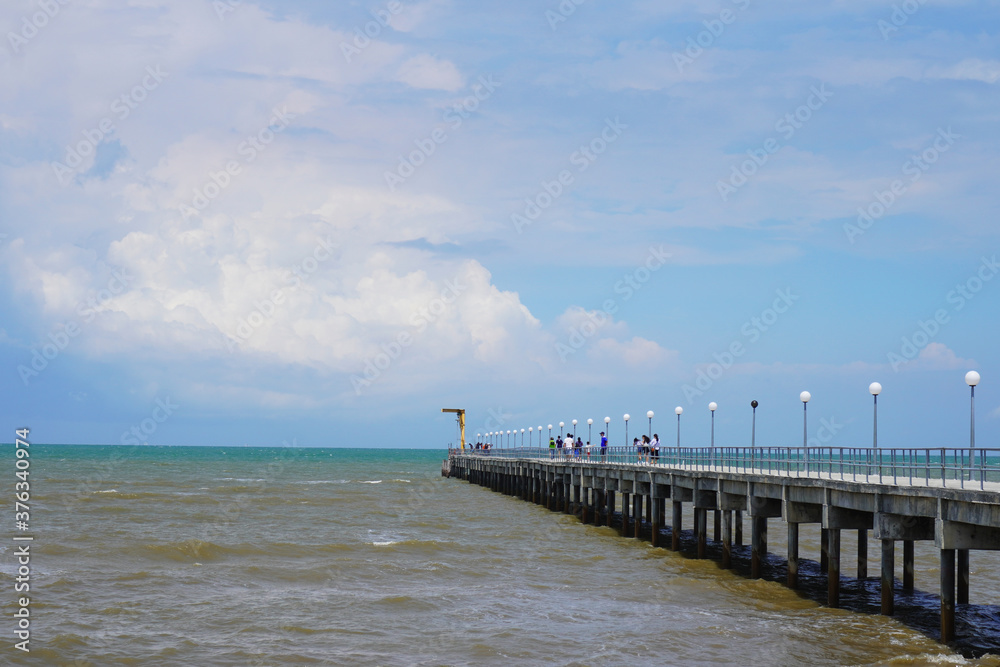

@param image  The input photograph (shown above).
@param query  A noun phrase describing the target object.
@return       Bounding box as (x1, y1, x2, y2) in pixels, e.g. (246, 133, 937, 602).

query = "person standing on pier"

(564, 433, 574, 459)
(600, 432, 608, 460)
(651, 433, 660, 463)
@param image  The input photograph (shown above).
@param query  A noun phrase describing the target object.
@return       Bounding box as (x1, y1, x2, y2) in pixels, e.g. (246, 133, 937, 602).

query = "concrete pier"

(446, 452, 1000, 645)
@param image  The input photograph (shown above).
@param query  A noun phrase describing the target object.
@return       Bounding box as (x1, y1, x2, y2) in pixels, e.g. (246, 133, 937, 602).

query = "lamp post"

(967, 370, 980, 476)
(539, 426, 543, 447)
(709, 402, 717, 447)
(572, 419, 578, 439)
(521, 428, 525, 447)
(604, 416, 611, 447)
(967, 371, 980, 449)
(559, 422, 565, 439)
(869, 382, 882, 448)
(588, 418, 593, 444)
(675, 406, 683, 449)
(548, 424, 552, 443)
(528, 426, 533, 447)
(750, 400, 758, 447)
(800, 391, 811, 470)
(800, 392, 811, 446)
(647, 410, 654, 438)
(623, 414, 630, 448)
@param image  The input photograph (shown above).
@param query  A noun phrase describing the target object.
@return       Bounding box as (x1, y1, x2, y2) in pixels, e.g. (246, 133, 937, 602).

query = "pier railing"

(451, 446, 1000, 490)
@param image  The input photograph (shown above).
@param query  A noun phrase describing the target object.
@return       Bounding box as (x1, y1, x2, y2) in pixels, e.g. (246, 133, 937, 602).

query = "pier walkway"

(445, 446, 1000, 644)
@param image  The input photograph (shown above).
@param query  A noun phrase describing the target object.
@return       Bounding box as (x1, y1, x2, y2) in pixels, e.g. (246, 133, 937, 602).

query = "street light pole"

(624, 414, 630, 448)
(750, 400, 758, 447)
(588, 418, 593, 445)
(869, 382, 882, 448)
(675, 406, 683, 449)
(800, 391, 811, 471)
(647, 410, 654, 438)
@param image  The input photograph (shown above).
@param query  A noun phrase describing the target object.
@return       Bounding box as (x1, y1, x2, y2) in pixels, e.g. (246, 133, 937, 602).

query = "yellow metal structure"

(441, 408, 466, 449)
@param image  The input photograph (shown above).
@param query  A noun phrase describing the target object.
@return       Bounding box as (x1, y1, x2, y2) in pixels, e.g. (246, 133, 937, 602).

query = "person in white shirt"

(650, 434, 660, 463)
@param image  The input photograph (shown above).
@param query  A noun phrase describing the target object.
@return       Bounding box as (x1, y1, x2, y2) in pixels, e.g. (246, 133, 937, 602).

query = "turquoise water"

(3, 445, 999, 665)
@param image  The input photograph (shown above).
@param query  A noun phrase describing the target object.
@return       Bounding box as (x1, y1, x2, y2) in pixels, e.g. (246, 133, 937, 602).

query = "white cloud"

(905, 343, 976, 371)
(395, 54, 463, 91)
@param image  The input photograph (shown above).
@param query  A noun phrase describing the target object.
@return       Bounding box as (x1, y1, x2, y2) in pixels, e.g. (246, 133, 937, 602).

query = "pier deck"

(446, 446, 1000, 644)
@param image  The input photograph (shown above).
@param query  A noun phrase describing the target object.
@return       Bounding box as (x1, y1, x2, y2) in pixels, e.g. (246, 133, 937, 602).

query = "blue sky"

(1, 0, 998, 449)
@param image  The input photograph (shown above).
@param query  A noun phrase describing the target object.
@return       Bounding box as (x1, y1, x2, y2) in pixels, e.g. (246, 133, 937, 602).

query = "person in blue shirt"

(600, 432, 607, 460)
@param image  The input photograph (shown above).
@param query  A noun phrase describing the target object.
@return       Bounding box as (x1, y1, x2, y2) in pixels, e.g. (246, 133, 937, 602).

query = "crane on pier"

(441, 408, 466, 449)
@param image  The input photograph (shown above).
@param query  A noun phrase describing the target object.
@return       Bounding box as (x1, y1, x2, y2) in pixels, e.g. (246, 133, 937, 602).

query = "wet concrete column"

(722, 510, 733, 569)
(580, 487, 589, 523)
(787, 522, 799, 589)
(820, 528, 829, 572)
(696, 508, 707, 558)
(751, 516, 767, 579)
(903, 540, 914, 591)
(621, 492, 630, 536)
(645, 495, 652, 524)
(958, 549, 969, 605)
(633, 495, 642, 539)
(735, 511, 743, 547)
(671, 501, 682, 551)
(564, 481, 573, 514)
(651, 496, 661, 547)
(828, 528, 841, 608)
(573, 484, 581, 516)
(881, 539, 894, 616)
(941, 548, 956, 643)
(714, 510, 721, 543)
(858, 529, 868, 579)
(606, 490, 615, 528)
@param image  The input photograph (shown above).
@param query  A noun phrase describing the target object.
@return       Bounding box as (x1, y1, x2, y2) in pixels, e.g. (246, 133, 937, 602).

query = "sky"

(1, 0, 998, 449)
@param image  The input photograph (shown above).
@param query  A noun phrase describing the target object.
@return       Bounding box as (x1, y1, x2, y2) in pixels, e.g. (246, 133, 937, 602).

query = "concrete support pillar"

(573, 484, 581, 516)
(735, 511, 743, 547)
(958, 549, 970, 605)
(903, 540, 914, 591)
(858, 529, 868, 579)
(820, 528, 829, 572)
(671, 501, 682, 551)
(621, 492, 630, 536)
(645, 495, 652, 524)
(722, 510, 733, 569)
(881, 539, 894, 616)
(659, 498, 666, 527)
(696, 508, 707, 558)
(633, 495, 642, 539)
(714, 510, 721, 543)
(580, 487, 589, 524)
(606, 491, 615, 528)
(787, 522, 799, 589)
(828, 528, 841, 608)
(751, 516, 767, 579)
(941, 548, 956, 643)
(651, 496, 661, 547)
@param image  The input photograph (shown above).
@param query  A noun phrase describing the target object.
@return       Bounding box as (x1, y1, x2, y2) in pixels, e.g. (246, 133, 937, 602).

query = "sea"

(5, 444, 1000, 666)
